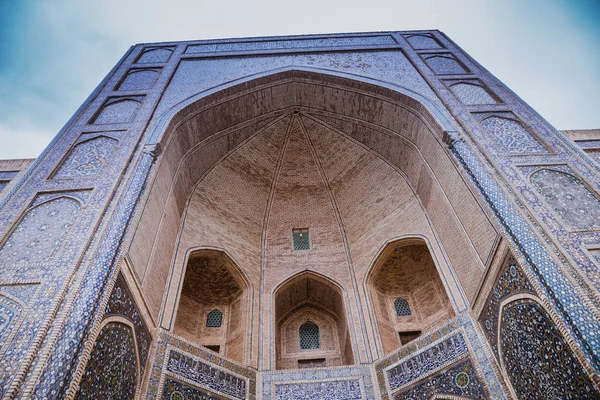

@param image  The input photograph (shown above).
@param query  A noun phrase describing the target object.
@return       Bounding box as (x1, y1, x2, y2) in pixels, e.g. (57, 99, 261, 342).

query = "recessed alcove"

(274, 272, 354, 369)
(368, 239, 455, 355)
(173, 249, 248, 362)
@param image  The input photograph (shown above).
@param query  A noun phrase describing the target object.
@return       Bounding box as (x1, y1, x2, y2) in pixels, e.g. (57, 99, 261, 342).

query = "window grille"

(292, 229, 310, 250)
(394, 297, 412, 316)
(206, 309, 223, 327)
(299, 321, 320, 349)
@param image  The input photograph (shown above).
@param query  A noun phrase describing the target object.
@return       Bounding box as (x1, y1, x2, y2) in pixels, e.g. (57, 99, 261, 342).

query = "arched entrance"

(126, 69, 496, 368)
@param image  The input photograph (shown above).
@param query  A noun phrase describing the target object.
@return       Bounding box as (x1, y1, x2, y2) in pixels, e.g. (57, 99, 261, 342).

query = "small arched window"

(206, 309, 223, 327)
(394, 297, 412, 316)
(299, 321, 320, 350)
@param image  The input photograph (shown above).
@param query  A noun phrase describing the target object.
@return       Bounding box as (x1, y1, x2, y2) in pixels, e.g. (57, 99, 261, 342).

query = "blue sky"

(0, 0, 598, 159)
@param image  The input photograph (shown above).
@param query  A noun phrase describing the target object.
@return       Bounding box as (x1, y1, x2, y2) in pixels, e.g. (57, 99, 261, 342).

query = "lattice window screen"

(299, 321, 320, 349)
(206, 309, 223, 327)
(292, 229, 310, 250)
(394, 297, 412, 316)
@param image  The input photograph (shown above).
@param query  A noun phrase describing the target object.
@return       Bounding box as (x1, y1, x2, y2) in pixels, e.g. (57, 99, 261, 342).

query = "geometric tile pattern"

(0, 196, 81, 265)
(104, 273, 152, 374)
(92, 97, 144, 124)
(205, 309, 223, 328)
(136, 47, 174, 64)
(118, 69, 161, 91)
(500, 298, 599, 399)
(422, 54, 468, 75)
(448, 81, 498, 105)
(478, 254, 535, 359)
(161, 378, 221, 400)
(477, 114, 547, 154)
(387, 332, 469, 391)
(166, 349, 247, 400)
(0, 295, 22, 354)
(54, 136, 118, 179)
(531, 169, 600, 230)
(393, 359, 487, 400)
(74, 322, 137, 400)
(404, 34, 443, 50)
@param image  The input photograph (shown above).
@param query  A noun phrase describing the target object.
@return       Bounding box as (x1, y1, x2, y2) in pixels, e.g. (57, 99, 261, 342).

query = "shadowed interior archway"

(126, 69, 498, 368)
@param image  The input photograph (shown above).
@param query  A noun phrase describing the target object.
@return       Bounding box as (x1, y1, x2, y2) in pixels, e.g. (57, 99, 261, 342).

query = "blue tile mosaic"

(92, 96, 145, 124)
(161, 378, 221, 400)
(475, 113, 547, 154)
(0, 295, 22, 353)
(421, 54, 468, 75)
(74, 321, 138, 399)
(53, 136, 118, 179)
(136, 47, 175, 64)
(394, 359, 487, 400)
(500, 298, 599, 399)
(118, 68, 162, 91)
(403, 34, 443, 50)
(274, 379, 363, 400)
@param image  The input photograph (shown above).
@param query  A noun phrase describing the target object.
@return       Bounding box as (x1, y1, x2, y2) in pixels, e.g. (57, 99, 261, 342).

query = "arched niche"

(126, 69, 498, 367)
(273, 271, 354, 370)
(367, 238, 455, 355)
(173, 249, 249, 363)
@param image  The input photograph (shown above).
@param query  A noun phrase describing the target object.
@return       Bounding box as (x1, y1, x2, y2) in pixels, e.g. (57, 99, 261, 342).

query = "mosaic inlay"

(477, 114, 547, 154)
(162, 378, 221, 400)
(0, 196, 81, 265)
(393, 359, 487, 400)
(92, 96, 144, 124)
(0, 295, 21, 352)
(166, 349, 247, 400)
(404, 34, 442, 49)
(531, 169, 600, 230)
(118, 68, 161, 91)
(274, 379, 362, 400)
(54, 136, 118, 179)
(74, 322, 137, 400)
(448, 81, 497, 105)
(500, 299, 599, 399)
(387, 332, 469, 391)
(479, 254, 535, 359)
(104, 273, 151, 374)
(136, 47, 174, 63)
(422, 54, 468, 75)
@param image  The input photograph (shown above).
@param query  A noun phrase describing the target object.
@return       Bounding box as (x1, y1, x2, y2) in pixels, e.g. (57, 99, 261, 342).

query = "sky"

(0, 0, 599, 159)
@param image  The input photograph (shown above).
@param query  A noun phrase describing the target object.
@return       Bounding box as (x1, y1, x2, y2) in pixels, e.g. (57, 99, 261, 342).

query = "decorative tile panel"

(0, 171, 18, 180)
(0, 196, 81, 265)
(500, 299, 599, 399)
(393, 359, 487, 400)
(422, 54, 468, 75)
(474, 113, 547, 154)
(0, 295, 22, 352)
(53, 136, 118, 179)
(74, 322, 137, 400)
(104, 273, 151, 374)
(478, 254, 535, 359)
(166, 349, 247, 400)
(162, 378, 221, 400)
(136, 47, 175, 63)
(531, 169, 600, 230)
(387, 332, 469, 391)
(91, 96, 144, 124)
(185, 35, 395, 53)
(262, 365, 375, 400)
(117, 68, 161, 91)
(404, 34, 443, 49)
(446, 80, 498, 105)
(274, 379, 362, 400)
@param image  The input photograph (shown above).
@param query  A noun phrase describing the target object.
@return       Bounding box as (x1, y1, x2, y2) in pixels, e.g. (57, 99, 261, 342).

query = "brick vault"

(0, 31, 599, 399)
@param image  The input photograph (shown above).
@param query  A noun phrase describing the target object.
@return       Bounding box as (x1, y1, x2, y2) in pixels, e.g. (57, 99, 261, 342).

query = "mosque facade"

(0, 30, 599, 399)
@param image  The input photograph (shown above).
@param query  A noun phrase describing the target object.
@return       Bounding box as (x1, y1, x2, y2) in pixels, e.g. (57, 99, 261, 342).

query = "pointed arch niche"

(367, 239, 455, 355)
(273, 272, 355, 370)
(173, 249, 249, 362)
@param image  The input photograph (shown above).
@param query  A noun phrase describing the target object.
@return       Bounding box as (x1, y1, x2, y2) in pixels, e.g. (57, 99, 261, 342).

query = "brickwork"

(0, 31, 598, 399)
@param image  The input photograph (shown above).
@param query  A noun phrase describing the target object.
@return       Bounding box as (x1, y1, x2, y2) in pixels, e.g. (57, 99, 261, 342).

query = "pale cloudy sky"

(0, 0, 598, 159)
